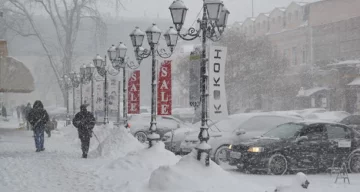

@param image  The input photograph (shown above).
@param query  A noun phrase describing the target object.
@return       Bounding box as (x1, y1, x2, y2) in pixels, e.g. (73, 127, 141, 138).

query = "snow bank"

(95, 142, 180, 191)
(147, 150, 262, 192)
(106, 142, 179, 170)
(90, 125, 144, 159)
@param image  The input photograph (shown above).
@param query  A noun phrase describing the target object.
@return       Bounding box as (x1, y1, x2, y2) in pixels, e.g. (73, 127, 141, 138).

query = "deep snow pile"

(95, 142, 180, 191)
(147, 150, 262, 192)
(90, 125, 144, 158)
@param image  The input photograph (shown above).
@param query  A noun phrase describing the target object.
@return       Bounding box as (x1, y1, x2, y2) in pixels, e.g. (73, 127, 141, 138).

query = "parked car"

(228, 121, 360, 175)
(340, 115, 360, 132)
(172, 108, 195, 123)
(303, 111, 350, 122)
(128, 114, 193, 143)
(164, 113, 302, 164)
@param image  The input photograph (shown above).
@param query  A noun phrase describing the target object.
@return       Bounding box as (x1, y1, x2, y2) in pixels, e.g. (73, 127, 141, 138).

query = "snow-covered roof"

(297, 87, 329, 97)
(328, 60, 360, 67)
(348, 77, 360, 86)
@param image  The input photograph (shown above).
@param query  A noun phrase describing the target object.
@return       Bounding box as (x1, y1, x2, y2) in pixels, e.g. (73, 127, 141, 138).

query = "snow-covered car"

(128, 114, 193, 143)
(340, 115, 360, 132)
(172, 108, 195, 123)
(46, 106, 67, 121)
(229, 121, 360, 175)
(166, 113, 302, 164)
(303, 111, 350, 122)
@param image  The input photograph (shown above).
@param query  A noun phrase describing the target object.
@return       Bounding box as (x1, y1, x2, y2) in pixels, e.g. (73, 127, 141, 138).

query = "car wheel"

(134, 131, 147, 143)
(268, 154, 288, 175)
(214, 145, 229, 165)
(348, 153, 360, 173)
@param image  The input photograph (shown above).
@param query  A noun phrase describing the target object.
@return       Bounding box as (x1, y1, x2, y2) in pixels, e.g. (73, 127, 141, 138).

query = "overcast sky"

(104, 0, 321, 25)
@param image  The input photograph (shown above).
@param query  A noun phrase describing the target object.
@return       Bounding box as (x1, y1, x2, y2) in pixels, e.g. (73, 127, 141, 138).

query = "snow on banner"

(208, 46, 228, 121)
(128, 70, 140, 114)
(157, 60, 172, 115)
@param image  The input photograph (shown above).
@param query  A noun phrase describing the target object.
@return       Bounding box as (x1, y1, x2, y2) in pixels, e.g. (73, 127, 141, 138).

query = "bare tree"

(2, 0, 124, 104)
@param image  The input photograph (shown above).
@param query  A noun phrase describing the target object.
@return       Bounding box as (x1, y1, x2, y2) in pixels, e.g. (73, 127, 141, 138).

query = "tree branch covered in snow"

(2, 0, 124, 105)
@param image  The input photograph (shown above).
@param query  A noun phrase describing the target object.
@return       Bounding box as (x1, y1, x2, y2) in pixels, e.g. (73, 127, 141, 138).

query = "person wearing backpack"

(28, 100, 49, 152)
(72, 104, 95, 158)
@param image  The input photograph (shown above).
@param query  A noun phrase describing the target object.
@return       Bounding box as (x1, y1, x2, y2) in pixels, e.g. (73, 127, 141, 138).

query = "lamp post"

(129, 24, 178, 147)
(108, 42, 140, 127)
(61, 75, 72, 126)
(93, 54, 121, 124)
(79, 64, 93, 106)
(68, 71, 80, 117)
(169, 0, 230, 166)
(86, 63, 96, 114)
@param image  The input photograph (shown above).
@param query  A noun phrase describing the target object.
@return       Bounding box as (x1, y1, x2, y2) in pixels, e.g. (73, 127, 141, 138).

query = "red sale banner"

(157, 60, 172, 115)
(128, 70, 140, 114)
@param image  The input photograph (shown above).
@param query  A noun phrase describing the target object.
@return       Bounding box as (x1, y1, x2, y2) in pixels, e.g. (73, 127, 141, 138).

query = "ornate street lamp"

(68, 71, 80, 117)
(129, 23, 178, 148)
(92, 54, 121, 124)
(61, 75, 72, 126)
(169, 0, 230, 166)
(86, 63, 96, 114)
(108, 42, 140, 127)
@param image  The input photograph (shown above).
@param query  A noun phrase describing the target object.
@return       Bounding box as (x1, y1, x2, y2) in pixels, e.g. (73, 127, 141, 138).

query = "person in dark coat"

(28, 100, 49, 152)
(24, 103, 32, 130)
(2, 105, 7, 118)
(72, 104, 96, 158)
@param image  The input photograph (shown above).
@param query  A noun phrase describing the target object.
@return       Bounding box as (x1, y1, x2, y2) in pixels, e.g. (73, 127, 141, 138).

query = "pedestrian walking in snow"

(24, 103, 32, 130)
(273, 172, 310, 192)
(20, 104, 26, 123)
(2, 105, 7, 119)
(72, 104, 95, 158)
(28, 100, 49, 152)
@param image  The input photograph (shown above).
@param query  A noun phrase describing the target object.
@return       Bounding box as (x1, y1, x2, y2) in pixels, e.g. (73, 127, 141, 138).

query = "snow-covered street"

(1, 119, 360, 192)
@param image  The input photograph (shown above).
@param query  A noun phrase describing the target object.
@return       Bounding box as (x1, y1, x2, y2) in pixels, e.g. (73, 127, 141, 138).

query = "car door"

(324, 124, 353, 167)
(291, 124, 329, 170)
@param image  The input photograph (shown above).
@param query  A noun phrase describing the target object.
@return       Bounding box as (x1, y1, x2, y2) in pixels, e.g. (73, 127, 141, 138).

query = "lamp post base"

(147, 132, 160, 148)
(195, 142, 212, 166)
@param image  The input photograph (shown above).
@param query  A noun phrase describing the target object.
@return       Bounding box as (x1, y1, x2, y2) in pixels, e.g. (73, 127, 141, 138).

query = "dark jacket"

(28, 100, 49, 128)
(73, 105, 96, 138)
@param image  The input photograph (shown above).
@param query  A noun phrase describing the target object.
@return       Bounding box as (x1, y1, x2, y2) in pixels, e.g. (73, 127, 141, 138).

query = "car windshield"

(263, 123, 304, 139)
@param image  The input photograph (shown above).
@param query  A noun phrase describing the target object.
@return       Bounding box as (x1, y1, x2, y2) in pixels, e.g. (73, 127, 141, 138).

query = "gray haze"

(103, 0, 321, 25)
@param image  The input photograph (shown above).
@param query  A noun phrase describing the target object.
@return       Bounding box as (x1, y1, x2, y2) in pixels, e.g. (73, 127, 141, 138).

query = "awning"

(348, 77, 360, 86)
(0, 56, 34, 93)
(297, 87, 329, 97)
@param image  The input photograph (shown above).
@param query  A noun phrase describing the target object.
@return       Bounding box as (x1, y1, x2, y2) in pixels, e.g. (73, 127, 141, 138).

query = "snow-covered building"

(232, 0, 360, 113)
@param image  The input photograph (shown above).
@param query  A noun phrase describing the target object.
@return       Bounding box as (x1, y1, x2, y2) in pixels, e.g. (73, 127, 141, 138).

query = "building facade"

(234, 0, 360, 113)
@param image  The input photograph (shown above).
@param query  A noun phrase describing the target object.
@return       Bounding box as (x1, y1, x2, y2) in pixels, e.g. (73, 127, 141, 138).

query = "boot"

(82, 153, 87, 158)
(36, 149, 40, 152)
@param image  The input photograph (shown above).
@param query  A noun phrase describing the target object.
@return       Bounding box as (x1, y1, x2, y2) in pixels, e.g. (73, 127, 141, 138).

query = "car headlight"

(228, 145, 232, 150)
(247, 147, 264, 153)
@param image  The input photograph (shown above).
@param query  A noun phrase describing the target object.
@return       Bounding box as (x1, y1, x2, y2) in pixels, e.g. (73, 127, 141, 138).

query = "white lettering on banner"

(160, 92, 169, 102)
(161, 66, 168, 77)
(160, 80, 169, 90)
(130, 103, 138, 112)
(130, 92, 138, 101)
(161, 104, 169, 114)
(208, 46, 228, 121)
(130, 84, 137, 91)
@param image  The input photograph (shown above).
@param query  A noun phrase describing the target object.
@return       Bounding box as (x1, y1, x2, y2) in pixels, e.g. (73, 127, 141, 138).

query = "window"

(300, 124, 326, 140)
(278, 16, 281, 23)
(326, 125, 349, 139)
(288, 13, 292, 23)
(257, 23, 260, 29)
(302, 47, 306, 63)
(263, 123, 304, 139)
(272, 18, 275, 24)
(296, 11, 299, 20)
(292, 47, 297, 65)
(263, 21, 266, 29)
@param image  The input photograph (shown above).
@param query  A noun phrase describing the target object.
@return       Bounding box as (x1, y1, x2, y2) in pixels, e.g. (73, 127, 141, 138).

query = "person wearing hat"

(72, 104, 96, 158)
